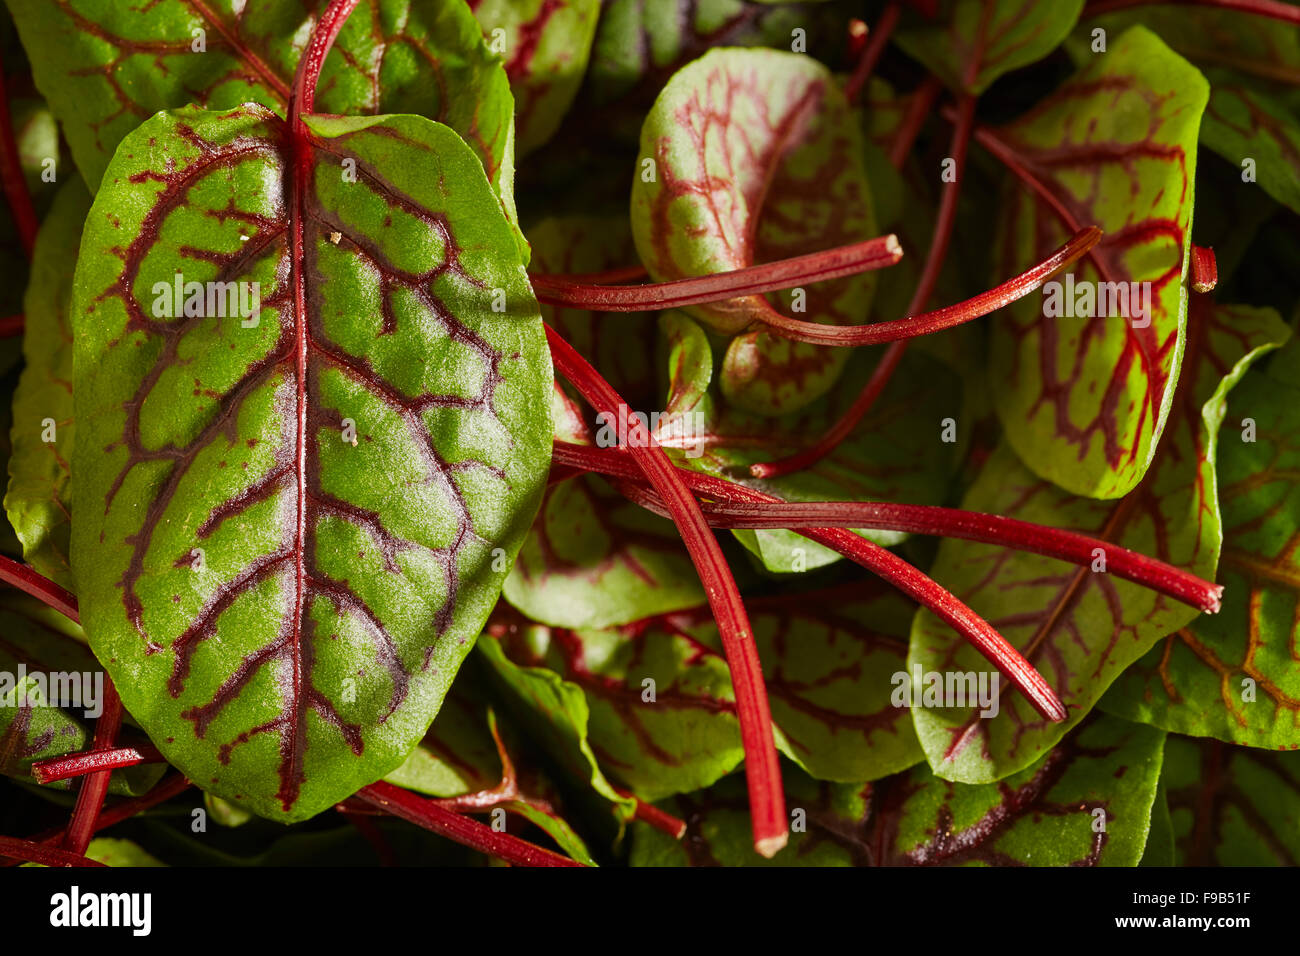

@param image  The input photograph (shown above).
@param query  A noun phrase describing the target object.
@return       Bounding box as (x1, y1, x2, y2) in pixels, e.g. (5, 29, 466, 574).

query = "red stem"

(752, 93, 978, 479)
(32, 743, 164, 785)
(844, 1, 902, 104)
(546, 325, 789, 857)
(60, 679, 123, 856)
(612, 786, 688, 839)
(0, 554, 79, 622)
(616, 482, 1223, 613)
(531, 235, 902, 312)
(289, 0, 360, 121)
(0, 836, 106, 867)
(356, 781, 584, 867)
(1085, 0, 1300, 24)
(0, 314, 24, 337)
(888, 76, 944, 169)
(0, 58, 38, 260)
(1191, 245, 1218, 293)
(555, 441, 1067, 722)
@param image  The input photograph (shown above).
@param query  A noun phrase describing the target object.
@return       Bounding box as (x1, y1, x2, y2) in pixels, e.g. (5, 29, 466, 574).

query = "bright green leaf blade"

(85, 837, 167, 867)
(893, 0, 1085, 95)
(70, 104, 551, 822)
(911, 300, 1287, 783)
(5, 177, 90, 588)
(989, 26, 1208, 499)
(1103, 339, 1300, 749)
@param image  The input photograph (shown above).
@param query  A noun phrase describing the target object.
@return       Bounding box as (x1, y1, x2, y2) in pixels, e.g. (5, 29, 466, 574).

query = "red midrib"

(184, 0, 292, 102)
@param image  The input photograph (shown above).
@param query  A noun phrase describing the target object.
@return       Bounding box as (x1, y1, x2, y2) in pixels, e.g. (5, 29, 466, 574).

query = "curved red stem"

(357, 781, 584, 867)
(0, 836, 106, 867)
(0, 554, 79, 622)
(0, 57, 38, 260)
(1085, 0, 1300, 23)
(547, 325, 788, 856)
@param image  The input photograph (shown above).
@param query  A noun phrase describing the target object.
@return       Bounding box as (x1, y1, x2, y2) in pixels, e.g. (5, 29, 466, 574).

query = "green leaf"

(1162, 735, 1300, 865)
(69, 104, 551, 822)
(1200, 77, 1300, 216)
(388, 681, 595, 865)
(0, 594, 162, 797)
(470, 0, 599, 157)
(893, 0, 1085, 95)
(631, 48, 879, 415)
(659, 310, 961, 573)
(1139, 779, 1173, 867)
(1103, 336, 1300, 749)
(911, 300, 1287, 783)
(4, 0, 525, 256)
(5, 178, 90, 588)
(989, 26, 1209, 499)
(490, 586, 922, 799)
(632, 714, 1164, 866)
(85, 837, 167, 867)
(476, 627, 638, 822)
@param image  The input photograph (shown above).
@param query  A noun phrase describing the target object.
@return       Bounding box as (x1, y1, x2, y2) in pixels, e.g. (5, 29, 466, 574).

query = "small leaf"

(70, 105, 551, 822)
(84, 837, 167, 867)
(1103, 339, 1300, 749)
(989, 26, 1209, 499)
(911, 300, 1287, 783)
(1162, 735, 1300, 865)
(659, 311, 961, 573)
(5, 178, 90, 587)
(470, 0, 600, 157)
(631, 48, 879, 414)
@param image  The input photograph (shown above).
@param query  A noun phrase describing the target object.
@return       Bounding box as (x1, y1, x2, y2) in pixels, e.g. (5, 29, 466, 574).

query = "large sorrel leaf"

(490, 586, 922, 798)
(910, 300, 1287, 784)
(1074, 9, 1300, 215)
(989, 27, 1208, 499)
(1161, 734, 1300, 865)
(631, 48, 878, 415)
(69, 104, 551, 821)
(1103, 339, 1300, 749)
(894, 0, 1084, 94)
(4, 179, 90, 587)
(632, 714, 1163, 865)
(0, 595, 162, 796)
(469, 0, 599, 157)
(4, 0, 524, 253)
(658, 311, 960, 573)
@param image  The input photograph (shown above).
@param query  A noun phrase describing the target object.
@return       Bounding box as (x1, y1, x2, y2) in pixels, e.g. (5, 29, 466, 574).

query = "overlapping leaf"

(632, 714, 1164, 865)
(1103, 343, 1300, 749)
(894, 0, 1084, 95)
(1073, 8, 1300, 215)
(910, 300, 1287, 784)
(469, 0, 599, 157)
(386, 676, 594, 865)
(4, 0, 525, 254)
(4, 178, 90, 587)
(657, 310, 961, 573)
(631, 48, 879, 415)
(989, 27, 1208, 499)
(1162, 734, 1300, 865)
(490, 586, 922, 799)
(0, 595, 162, 796)
(70, 104, 551, 821)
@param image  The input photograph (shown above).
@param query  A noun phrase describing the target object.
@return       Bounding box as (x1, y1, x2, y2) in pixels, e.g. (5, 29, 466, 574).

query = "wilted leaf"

(70, 104, 551, 822)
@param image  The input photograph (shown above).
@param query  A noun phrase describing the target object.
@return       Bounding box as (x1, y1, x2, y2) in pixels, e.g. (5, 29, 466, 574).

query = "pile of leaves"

(0, 0, 1297, 868)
